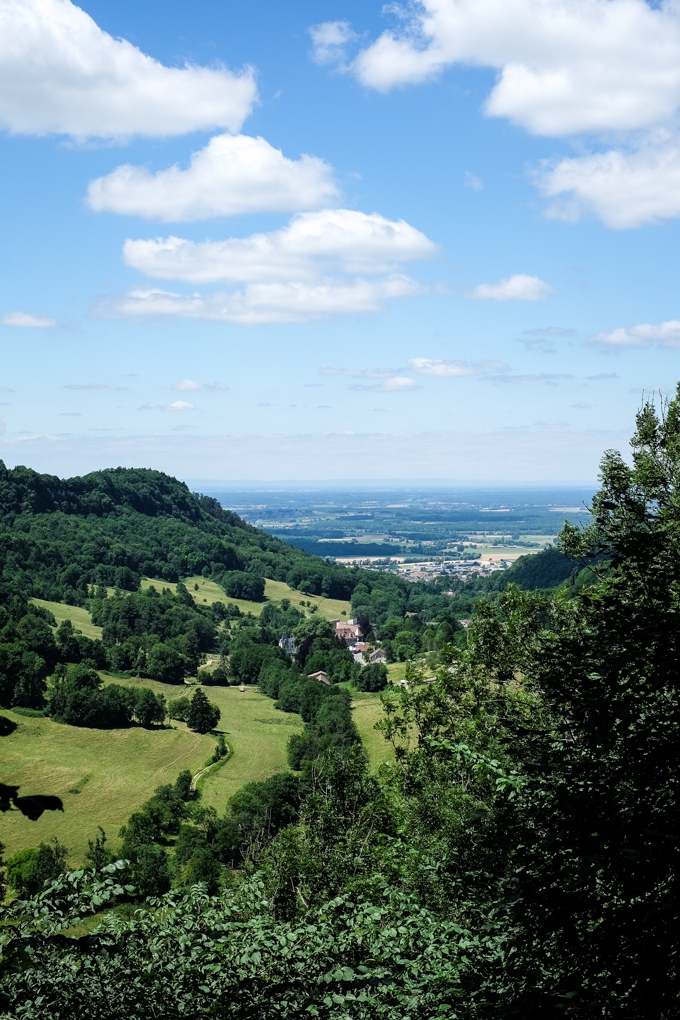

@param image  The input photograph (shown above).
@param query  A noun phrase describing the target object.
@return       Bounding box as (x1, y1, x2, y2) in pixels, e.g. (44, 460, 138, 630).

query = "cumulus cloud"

(172, 379, 228, 391)
(536, 139, 680, 228)
(346, 0, 680, 137)
(590, 320, 680, 348)
(1, 311, 56, 327)
(96, 277, 420, 326)
(0, 0, 256, 139)
(408, 357, 508, 376)
(122, 210, 437, 283)
(309, 20, 358, 66)
(467, 274, 553, 301)
(166, 400, 196, 411)
(87, 134, 338, 220)
(105, 209, 434, 324)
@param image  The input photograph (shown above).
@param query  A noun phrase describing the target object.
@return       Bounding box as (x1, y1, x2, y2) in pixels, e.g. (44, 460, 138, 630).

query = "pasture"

(140, 575, 352, 621)
(1, 683, 302, 866)
(31, 598, 103, 640)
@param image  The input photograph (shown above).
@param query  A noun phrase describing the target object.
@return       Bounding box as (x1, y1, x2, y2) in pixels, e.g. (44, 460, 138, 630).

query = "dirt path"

(191, 746, 230, 791)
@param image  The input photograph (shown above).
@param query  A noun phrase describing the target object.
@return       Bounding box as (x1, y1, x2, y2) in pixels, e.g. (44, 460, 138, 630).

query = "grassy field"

(31, 598, 103, 640)
(350, 690, 394, 766)
(0, 705, 213, 863)
(140, 575, 351, 621)
(1, 681, 302, 865)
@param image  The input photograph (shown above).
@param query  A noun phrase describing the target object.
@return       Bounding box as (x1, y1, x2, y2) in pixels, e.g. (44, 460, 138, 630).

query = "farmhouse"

(334, 619, 364, 644)
(307, 670, 331, 686)
(368, 648, 387, 664)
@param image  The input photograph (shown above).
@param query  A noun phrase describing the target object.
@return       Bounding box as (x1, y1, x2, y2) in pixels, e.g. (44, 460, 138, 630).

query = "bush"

(167, 697, 190, 722)
(6, 838, 68, 897)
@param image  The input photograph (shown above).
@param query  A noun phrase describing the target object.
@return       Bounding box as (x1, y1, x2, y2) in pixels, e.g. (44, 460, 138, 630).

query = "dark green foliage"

(48, 665, 164, 729)
(186, 688, 220, 733)
(206, 664, 228, 684)
(133, 687, 166, 728)
(494, 542, 574, 589)
(212, 734, 228, 762)
(85, 828, 114, 872)
(229, 641, 284, 684)
(287, 687, 360, 769)
(167, 696, 190, 722)
(6, 838, 67, 897)
(131, 844, 171, 898)
(355, 662, 388, 692)
(218, 570, 266, 601)
(227, 772, 301, 850)
(144, 641, 186, 683)
(49, 664, 136, 728)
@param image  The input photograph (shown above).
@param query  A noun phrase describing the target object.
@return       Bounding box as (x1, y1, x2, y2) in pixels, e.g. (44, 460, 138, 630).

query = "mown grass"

(31, 598, 103, 640)
(0, 705, 212, 864)
(2, 680, 303, 865)
(140, 575, 351, 621)
(350, 691, 394, 767)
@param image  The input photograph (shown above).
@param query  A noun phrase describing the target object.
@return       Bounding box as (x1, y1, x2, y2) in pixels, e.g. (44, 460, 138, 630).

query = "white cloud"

(97, 277, 420, 326)
(590, 320, 680, 349)
(408, 357, 508, 376)
(87, 134, 338, 220)
(536, 139, 680, 228)
(467, 274, 554, 301)
(0, 0, 256, 139)
(166, 400, 196, 411)
(123, 209, 437, 283)
(1, 311, 56, 327)
(172, 380, 228, 391)
(138, 400, 196, 411)
(349, 0, 680, 137)
(108, 209, 434, 324)
(309, 20, 358, 66)
(464, 171, 483, 191)
(350, 376, 420, 392)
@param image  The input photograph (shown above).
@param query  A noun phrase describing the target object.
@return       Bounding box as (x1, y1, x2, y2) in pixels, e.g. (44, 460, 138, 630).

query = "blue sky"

(1, 0, 680, 482)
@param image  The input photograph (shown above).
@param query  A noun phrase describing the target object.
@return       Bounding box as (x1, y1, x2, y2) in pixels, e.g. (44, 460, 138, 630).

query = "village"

(278, 617, 387, 686)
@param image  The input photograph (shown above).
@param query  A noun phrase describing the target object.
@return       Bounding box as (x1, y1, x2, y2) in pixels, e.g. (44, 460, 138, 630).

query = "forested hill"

(0, 463, 360, 604)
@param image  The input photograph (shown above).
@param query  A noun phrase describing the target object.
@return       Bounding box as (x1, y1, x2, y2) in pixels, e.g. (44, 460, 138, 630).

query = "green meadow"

(5, 582, 391, 868)
(140, 574, 351, 621)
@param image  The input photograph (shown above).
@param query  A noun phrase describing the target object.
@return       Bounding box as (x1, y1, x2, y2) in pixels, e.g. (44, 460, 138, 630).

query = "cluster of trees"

(167, 688, 221, 734)
(90, 582, 220, 679)
(49, 664, 166, 729)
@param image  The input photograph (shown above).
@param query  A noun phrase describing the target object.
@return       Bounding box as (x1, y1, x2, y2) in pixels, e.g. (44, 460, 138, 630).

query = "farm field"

(0, 704, 213, 863)
(31, 598, 103, 640)
(1, 681, 302, 865)
(350, 690, 394, 766)
(140, 575, 351, 621)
